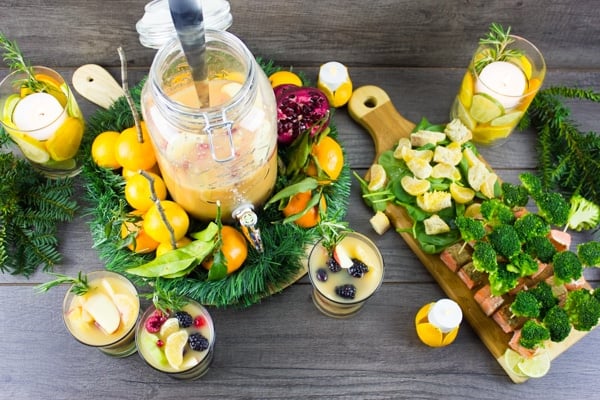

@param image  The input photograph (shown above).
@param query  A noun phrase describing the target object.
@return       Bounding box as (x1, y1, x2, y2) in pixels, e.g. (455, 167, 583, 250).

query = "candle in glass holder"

(476, 61, 527, 110)
(415, 298, 462, 347)
(12, 92, 67, 140)
(317, 61, 352, 107)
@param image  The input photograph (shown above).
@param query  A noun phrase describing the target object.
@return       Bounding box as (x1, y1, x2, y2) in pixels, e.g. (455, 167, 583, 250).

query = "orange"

(305, 135, 344, 182)
(114, 121, 157, 171)
(91, 131, 121, 169)
(34, 73, 68, 107)
(203, 226, 248, 274)
(268, 70, 302, 88)
(122, 163, 161, 179)
(143, 200, 190, 244)
(124, 171, 167, 212)
(282, 191, 326, 228)
(120, 210, 159, 254)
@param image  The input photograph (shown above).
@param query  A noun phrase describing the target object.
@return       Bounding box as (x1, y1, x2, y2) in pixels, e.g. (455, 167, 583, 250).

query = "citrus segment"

(269, 70, 302, 88)
(470, 93, 504, 123)
(367, 164, 387, 191)
(450, 182, 475, 204)
(401, 175, 431, 196)
(159, 318, 180, 339)
(164, 330, 189, 369)
(45, 117, 84, 161)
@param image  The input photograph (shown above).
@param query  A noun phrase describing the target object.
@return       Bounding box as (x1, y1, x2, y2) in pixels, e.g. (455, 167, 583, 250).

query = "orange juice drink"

(62, 271, 140, 357)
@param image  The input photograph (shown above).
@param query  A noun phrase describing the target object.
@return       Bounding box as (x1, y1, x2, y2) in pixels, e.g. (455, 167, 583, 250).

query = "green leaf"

(265, 177, 319, 207)
(207, 250, 228, 281)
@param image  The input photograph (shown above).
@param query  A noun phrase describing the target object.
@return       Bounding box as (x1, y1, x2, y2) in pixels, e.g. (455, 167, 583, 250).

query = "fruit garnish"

(333, 243, 353, 269)
(164, 329, 189, 369)
(46, 117, 84, 161)
(469, 93, 504, 123)
(159, 317, 180, 339)
(367, 164, 387, 191)
(82, 292, 121, 334)
(275, 85, 330, 145)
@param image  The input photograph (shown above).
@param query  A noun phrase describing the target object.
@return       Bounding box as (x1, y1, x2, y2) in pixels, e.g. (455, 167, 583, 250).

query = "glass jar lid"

(136, 0, 232, 49)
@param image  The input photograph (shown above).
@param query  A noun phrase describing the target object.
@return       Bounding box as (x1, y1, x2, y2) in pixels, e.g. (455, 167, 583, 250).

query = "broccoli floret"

(519, 172, 544, 198)
(480, 199, 515, 227)
(524, 236, 557, 264)
(472, 241, 498, 273)
(577, 241, 600, 267)
(488, 224, 521, 259)
(519, 319, 550, 349)
(489, 263, 520, 296)
(553, 250, 583, 284)
(455, 215, 486, 243)
(501, 181, 530, 208)
(513, 213, 551, 242)
(564, 289, 600, 331)
(510, 290, 541, 318)
(530, 281, 558, 318)
(534, 191, 570, 227)
(543, 305, 571, 342)
(567, 194, 600, 232)
(508, 252, 539, 277)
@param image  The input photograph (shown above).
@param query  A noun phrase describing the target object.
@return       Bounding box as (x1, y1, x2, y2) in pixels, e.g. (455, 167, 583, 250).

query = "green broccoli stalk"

(488, 224, 521, 259)
(519, 319, 550, 349)
(455, 215, 486, 252)
(472, 241, 498, 273)
(489, 262, 520, 296)
(480, 199, 515, 227)
(513, 213, 551, 242)
(566, 194, 600, 232)
(501, 181, 530, 208)
(508, 252, 539, 277)
(524, 236, 557, 264)
(543, 305, 571, 342)
(510, 290, 541, 318)
(564, 289, 600, 331)
(552, 250, 583, 284)
(577, 241, 600, 267)
(530, 281, 558, 318)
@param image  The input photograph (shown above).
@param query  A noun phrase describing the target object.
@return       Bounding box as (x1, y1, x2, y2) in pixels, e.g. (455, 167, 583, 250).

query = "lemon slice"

(164, 330, 189, 370)
(503, 349, 528, 377)
(517, 351, 551, 378)
(159, 318, 180, 339)
(453, 98, 477, 131)
(458, 72, 474, 109)
(401, 175, 430, 196)
(490, 110, 523, 127)
(472, 125, 513, 144)
(9, 132, 51, 164)
(46, 117, 84, 161)
(367, 164, 387, 191)
(450, 182, 475, 204)
(470, 93, 504, 124)
(416, 322, 444, 347)
(430, 163, 461, 180)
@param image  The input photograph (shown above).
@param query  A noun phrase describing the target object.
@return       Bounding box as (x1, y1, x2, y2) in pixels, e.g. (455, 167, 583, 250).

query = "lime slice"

(42, 158, 77, 170)
(10, 133, 51, 164)
(164, 329, 189, 369)
(2, 94, 21, 120)
(490, 110, 523, 127)
(517, 351, 551, 378)
(470, 93, 504, 124)
(452, 98, 476, 131)
(503, 349, 528, 377)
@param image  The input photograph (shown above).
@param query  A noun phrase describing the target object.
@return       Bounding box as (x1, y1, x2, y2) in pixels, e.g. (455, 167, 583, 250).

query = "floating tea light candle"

(415, 298, 463, 347)
(317, 61, 353, 107)
(12, 92, 67, 141)
(475, 61, 527, 110)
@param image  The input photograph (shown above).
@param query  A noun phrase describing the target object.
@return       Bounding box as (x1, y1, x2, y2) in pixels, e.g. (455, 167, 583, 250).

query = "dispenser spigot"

(232, 204, 264, 253)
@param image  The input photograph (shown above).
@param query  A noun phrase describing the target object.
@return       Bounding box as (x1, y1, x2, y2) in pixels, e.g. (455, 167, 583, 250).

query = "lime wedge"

(490, 110, 523, 127)
(469, 93, 504, 124)
(452, 98, 476, 131)
(517, 351, 551, 378)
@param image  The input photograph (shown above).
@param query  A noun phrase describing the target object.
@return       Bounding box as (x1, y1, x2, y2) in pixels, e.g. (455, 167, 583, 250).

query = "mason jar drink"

(141, 30, 278, 222)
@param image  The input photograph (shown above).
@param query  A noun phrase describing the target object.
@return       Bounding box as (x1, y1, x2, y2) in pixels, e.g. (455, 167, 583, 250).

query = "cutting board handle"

(72, 64, 125, 109)
(348, 85, 416, 160)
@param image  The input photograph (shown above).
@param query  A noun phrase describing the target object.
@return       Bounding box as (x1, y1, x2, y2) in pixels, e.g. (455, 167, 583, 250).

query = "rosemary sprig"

(474, 23, 525, 74)
(317, 210, 351, 253)
(35, 271, 90, 296)
(0, 32, 44, 92)
(142, 278, 189, 314)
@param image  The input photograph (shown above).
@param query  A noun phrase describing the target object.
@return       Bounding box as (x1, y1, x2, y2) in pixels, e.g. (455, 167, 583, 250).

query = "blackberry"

(188, 333, 210, 351)
(316, 268, 328, 282)
(348, 259, 369, 278)
(335, 284, 357, 299)
(175, 311, 193, 328)
(326, 257, 341, 272)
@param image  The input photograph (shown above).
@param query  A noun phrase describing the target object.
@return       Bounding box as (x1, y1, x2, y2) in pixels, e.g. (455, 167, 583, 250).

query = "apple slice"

(83, 292, 121, 334)
(333, 244, 353, 269)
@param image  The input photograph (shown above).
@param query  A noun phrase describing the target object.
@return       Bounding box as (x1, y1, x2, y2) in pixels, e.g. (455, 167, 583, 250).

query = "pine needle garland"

(80, 63, 351, 308)
(522, 86, 600, 203)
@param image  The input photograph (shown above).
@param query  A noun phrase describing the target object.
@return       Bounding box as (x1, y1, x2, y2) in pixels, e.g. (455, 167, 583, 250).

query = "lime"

(141, 332, 168, 367)
(517, 351, 551, 378)
(401, 175, 431, 196)
(164, 329, 189, 369)
(43, 158, 77, 170)
(10, 133, 51, 164)
(472, 125, 513, 144)
(2, 94, 21, 121)
(503, 349, 528, 377)
(46, 117, 84, 161)
(453, 98, 476, 131)
(367, 164, 387, 191)
(490, 110, 523, 127)
(469, 93, 504, 124)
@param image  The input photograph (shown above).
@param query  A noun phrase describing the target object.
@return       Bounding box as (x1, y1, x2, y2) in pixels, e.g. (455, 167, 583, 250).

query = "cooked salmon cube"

(440, 242, 473, 272)
(457, 261, 486, 289)
(548, 229, 571, 252)
(527, 261, 553, 285)
(492, 303, 527, 333)
(508, 329, 538, 359)
(474, 285, 505, 316)
(564, 276, 589, 291)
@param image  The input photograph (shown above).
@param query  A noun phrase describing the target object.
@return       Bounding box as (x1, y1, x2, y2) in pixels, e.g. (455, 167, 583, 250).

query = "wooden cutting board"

(347, 85, 590, 383)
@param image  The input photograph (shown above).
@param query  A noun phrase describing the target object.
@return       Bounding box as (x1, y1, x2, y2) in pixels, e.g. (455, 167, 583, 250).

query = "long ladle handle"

(168, 0, 210, 107)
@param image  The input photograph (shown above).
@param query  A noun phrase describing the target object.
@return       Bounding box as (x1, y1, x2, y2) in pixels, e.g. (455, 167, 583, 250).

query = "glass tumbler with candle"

(308, 231, 384, 318)
(415, 298, 462, 347)
(141, 30, 278, 226)
(0, 66, 85, 177)
(450, 32, 545, 146)
(62, 271, 140, 357)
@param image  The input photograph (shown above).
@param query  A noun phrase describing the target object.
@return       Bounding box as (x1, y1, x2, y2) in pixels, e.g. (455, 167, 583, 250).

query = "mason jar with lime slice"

(450, 27, 545, 147)
(0, 66, 85, 177)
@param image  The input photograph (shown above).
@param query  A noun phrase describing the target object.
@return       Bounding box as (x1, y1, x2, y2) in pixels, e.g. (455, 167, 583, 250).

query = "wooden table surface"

(2, 1, 600, 399)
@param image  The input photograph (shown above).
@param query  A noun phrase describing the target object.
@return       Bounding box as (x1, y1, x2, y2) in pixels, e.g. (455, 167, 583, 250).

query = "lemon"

(416, 191, 452, 213)
(453, 98, 476, 131)
(2, 93, 21, 120)
(159, 318, 180, 339)
(393, 137, 412, 159)
(164, 329, 189, 370)
(517, 351, 551, 378)
(367, 164, 387, 191)
(458, 72, 474, 109)
(401, 175, 431, 196)
(480, 172, 498, 199)
(503, 349, 528, 377)
(450, 182, 475, 204)
(431, 163, 461, 180)
(46, 117, 84, 161)
(269, 70, 302, 88)
(490, 110, 523, 127)
(469, 93, 504, 124)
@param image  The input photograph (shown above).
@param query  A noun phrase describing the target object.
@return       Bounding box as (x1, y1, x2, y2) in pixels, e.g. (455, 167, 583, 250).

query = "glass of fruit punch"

(450, 24, 545, 146)
(0, 66, 85, 177)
